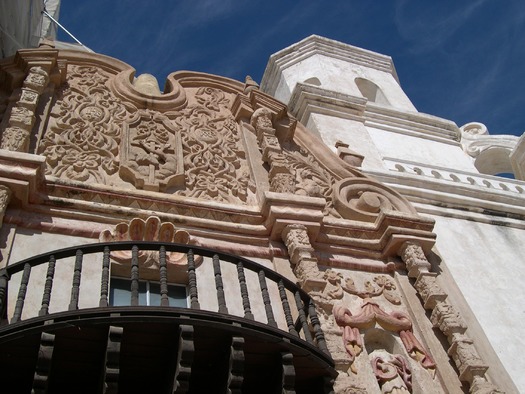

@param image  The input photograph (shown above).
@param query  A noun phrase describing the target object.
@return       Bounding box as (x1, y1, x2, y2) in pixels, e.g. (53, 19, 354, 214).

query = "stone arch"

(303, 77, 321, 86)
(355, 77, 390, 105)
(474, 147, 515, 177)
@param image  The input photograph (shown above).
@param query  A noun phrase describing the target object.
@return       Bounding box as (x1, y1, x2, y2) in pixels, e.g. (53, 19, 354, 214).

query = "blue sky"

(56, 0, 525, 137)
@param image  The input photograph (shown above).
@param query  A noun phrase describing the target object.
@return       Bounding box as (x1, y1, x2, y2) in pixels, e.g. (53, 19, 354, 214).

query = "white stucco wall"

(274, 55, 416, 112)
(432, 216, 525, 392)
(7, 230, 100, 320)
(366, 127, 478, 172)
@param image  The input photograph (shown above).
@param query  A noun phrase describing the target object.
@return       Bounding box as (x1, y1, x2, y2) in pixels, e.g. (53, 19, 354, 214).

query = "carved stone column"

(251, 108, 295, 194)
(398, 242, 503, 393)
(1, 66, 50, 152)
(281, 224, 324, 292)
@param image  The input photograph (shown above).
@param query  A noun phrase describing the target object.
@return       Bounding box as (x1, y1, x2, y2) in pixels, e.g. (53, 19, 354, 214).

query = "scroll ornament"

(371, 351, 412, 394)
(333, 178, 416, 222)
(334, 301, 436, 373)
(99, 216, 202, 269)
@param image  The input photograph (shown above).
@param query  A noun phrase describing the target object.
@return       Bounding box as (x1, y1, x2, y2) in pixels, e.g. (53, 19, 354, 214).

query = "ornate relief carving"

(171, 87, 254, 204)
(370, 351, 412, 394)
(39, 65, 129, 184)
(251, 108, 296, 194)
(398, 242, 431, 278)
(99, 216, 202, 274)
(470, 376, 504, 394)
(334, 301, 435, 372)
(310, 269, 344, 311)
(120, 110, 184, 191)
(281, 147, 337, 214)
(398, 241, 502, 391)
(1, 66, 49, 152)
(430, 301, 467, 340)
(281, 224, 323, 290)
(333, 178, 416, 222)
(342, 275, 401, 305)
(333, 374, 367, 394)
(334, 302, 411, 332)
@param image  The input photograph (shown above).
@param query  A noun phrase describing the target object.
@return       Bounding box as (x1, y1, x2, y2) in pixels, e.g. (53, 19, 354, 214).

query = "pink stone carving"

(371, 353, 412, 393)
(99, 216, 201, 270)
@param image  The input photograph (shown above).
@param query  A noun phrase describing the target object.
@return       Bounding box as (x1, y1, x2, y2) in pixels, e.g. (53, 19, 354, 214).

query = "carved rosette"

(39, 65, 128, 183)
(120, 110, 184, 191)
(99, 216, 202, 273)
(333, 178, 416, 222)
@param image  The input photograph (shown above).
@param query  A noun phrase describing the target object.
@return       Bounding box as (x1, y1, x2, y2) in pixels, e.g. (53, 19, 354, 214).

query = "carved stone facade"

(0, 36, 520, 393)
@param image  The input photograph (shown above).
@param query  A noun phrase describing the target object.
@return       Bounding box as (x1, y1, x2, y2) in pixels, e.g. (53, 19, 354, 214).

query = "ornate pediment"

(0, 49, 434, 257)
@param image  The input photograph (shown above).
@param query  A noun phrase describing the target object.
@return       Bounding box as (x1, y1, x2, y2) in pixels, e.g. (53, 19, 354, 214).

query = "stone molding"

(368, 159, 525, 224)
(510, 133, 525, 181)
(0, 150, 46, 206)
(287, 82, 461, 144)
(398, 242, 503, 393)
(261, 35, 399, 96)
(0, 48, 438, 264)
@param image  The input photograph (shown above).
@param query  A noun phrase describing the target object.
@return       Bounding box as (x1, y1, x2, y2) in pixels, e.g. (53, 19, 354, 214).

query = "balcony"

(0, 242, 335, 393)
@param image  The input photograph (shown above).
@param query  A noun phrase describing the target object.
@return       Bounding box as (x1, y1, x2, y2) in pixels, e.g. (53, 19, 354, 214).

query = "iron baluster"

(39, 255, 56, 316)
(236, 261, 253, 320)
(159, 245, 169, 307)
(187, 249, 200, 309)
(99, 246, 110, 307)
(12, 263, 31, 323)
(130, 245, 139, 306)
(258, 270, 277, 327)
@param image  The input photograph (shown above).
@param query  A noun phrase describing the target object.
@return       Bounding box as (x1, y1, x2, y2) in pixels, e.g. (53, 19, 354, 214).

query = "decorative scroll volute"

(109, 68, 187, 112)
(120, 111, 184, 192)
(371, 351, 412, 394)
(333, 178, 417, 222)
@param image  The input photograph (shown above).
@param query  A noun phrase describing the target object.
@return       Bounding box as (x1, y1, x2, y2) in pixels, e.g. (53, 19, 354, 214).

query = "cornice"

(261, 35, 399, 96)
(288, 82, 461, 144)
(365, 164, 525, 226)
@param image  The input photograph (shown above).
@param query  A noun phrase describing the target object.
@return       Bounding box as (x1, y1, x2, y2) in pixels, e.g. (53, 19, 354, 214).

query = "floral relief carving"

(342, 275, 401, 305)
(281, 146, 338, 214)
(120, 110, 184, 191)
(39, 65, 130, 184)
(170, 87, 254, 204)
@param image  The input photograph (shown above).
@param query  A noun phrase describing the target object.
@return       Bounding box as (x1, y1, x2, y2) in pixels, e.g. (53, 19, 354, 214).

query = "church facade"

(0, 35, 522, 393)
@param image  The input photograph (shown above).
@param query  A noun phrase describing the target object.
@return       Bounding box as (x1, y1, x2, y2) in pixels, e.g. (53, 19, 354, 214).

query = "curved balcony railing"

(0, 242, 330, 361)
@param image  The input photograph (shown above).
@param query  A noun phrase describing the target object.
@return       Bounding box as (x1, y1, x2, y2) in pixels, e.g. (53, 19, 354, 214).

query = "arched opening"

(303, 77, 321, 86)
(355, 77, 390, 105)
(474, 147, 515, 178)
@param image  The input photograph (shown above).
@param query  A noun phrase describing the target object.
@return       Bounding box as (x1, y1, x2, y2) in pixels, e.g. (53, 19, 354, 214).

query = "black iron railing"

(0, 241, 328, 355)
